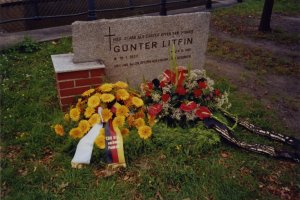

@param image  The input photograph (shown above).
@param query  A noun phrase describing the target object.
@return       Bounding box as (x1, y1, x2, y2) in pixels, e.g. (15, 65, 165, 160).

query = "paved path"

(0, 0, 239, 50)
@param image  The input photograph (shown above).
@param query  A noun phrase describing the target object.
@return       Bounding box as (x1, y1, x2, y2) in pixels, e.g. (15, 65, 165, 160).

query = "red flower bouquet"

(141, 66, 231, 127)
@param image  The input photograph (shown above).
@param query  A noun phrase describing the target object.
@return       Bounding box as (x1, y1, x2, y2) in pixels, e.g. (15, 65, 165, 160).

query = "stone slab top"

(51, 53, 105, 73)
(71, 12, 210, 87)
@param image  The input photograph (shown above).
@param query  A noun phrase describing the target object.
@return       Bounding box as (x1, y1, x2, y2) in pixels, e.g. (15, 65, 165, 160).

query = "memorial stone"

(72, 12, 210, 87)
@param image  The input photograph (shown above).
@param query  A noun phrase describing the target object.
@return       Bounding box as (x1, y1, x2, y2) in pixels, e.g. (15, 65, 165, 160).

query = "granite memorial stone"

(72, 12, 210, 86)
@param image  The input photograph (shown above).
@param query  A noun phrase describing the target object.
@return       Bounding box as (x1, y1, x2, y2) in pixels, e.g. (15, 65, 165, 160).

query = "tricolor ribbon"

(105, 119, 126, 168)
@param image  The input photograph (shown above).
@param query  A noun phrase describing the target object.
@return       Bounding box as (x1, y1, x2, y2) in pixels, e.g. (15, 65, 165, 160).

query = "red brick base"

(55, 68, 105, 111)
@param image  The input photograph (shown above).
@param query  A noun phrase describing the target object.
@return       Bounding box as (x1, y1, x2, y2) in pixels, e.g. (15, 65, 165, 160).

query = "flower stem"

(212, 115, 237, 131)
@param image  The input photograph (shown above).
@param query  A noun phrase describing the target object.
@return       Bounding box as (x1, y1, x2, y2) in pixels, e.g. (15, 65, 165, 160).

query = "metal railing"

(0, 0, 242, 32)
(1, 0, 193, 24)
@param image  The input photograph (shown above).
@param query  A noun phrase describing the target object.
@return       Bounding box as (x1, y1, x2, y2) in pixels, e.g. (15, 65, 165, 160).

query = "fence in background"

(0, 0, 242, 33)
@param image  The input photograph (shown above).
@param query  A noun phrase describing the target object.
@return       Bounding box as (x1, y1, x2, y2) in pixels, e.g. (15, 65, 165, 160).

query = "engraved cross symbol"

(104, 27, 115, 51)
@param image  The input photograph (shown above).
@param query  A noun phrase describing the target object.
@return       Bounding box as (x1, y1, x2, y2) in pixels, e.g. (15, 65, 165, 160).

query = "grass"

(1, 37, 299, 199)
(206, 36, 300, 76)
(211, 0, 300, 45)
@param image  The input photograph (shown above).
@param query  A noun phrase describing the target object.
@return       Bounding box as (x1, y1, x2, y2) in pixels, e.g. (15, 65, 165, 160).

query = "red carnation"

(148, 104, 163, 117)
(162, 93, 171, 102)
(180, 101, 197, 112)
(146, 91, 151, 97)
(159, 81, 166, 88)
(176, 86, 186, 96)
(215, 89, 221, 97)
(195, 106, 212, 120)
(198, 81, 207, 89)
(193, 88, 202, 98)
(147, 82, 153, 90)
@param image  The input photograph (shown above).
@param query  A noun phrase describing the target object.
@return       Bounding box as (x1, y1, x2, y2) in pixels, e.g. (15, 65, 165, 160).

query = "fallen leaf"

(240, 166, 252, 176)
(159, 154, 166, 160)
(220, 151, 230, 158)
(93, 168, 117, 178)
(18, 168, 28, 176)
(123, 175, 130, 181)
(155, 191, 163, 200)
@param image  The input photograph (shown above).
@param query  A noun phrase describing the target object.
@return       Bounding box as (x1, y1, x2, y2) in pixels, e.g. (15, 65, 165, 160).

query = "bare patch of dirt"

(272, 14, 300, 34)
(205, 56, 300, 135)
(3, 145, 22, 161)
(210, 29, 300, 59)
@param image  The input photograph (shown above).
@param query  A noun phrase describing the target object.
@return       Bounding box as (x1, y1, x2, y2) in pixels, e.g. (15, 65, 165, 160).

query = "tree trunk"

(259, 0, 274, 32)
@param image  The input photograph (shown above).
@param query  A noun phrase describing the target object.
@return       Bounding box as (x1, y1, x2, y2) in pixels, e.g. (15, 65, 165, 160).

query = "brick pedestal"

(52, 54, 105, 111)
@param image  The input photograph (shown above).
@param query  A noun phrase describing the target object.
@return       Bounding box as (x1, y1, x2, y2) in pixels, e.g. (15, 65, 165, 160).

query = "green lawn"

(1, 37, 299, 199)
(1, 1, 300, 198)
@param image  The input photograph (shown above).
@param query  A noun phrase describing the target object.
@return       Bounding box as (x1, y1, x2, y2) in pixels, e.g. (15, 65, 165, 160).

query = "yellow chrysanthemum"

(70, 108, 81, 121)
(132, 97, 144, 107)
(64, 114, 70, 122)
(76, 98, 82, 109)
(124, 97, 133, 107)
(116, 105, 129, 117)
(114, 81, 128, 89)
(127, 115, 135, 127)
(99, 127, 105, 136)
(121, 128, 129, 136)
(101, 93, 115, 103)
(99, 83, 113, 92)
(54, 124, 64, 136)
(82, 89, 95, 97)
(84, 107, 95, 118)
(113, 116, 125, 128)
(134, 118, 145, 128)
(148, 115, 156, 127)
(94, 92, 102, 99)
(116, 89, 130, 101)
(78, 120, 91, 134)
(138, 126, 152, 140)
(95, 131, 105, 149)
(134, 109, 145, 119)
(69, 127, 84, 139)
(102, 108, 113, 122)
(87, 95, 100, 108)
(88, 113, 100, 126)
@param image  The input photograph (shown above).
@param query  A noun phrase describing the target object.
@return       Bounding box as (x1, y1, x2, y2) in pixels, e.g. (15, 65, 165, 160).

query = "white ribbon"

(71, 107, 103, 166)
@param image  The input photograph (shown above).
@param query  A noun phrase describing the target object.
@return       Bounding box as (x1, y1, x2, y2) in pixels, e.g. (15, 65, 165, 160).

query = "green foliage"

(273, 0, 300, 15)
(17, 37, 41, 53)
(3, 36, 40, 53)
